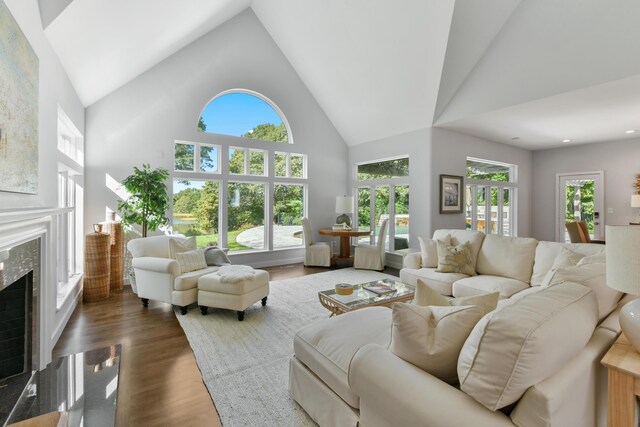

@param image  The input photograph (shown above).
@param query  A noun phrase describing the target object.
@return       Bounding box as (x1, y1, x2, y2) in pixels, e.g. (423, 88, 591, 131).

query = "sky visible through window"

(201, 92, 283, 137)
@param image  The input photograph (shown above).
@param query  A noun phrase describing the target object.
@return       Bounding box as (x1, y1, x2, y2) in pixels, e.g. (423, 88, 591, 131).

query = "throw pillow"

(550, 247, 583, 270)
(390, 302, 483, 384)
(457, 282, 598, 411)
(169, 237, 197, 259)
(175, 249, 207, 274)
(414, 280, 499, 316)
(542, 262, 621, 321)
(576, 251, 606, 266)
(418, 234, 451, 268)
(204, 246, 231, 266)
(436, 240, 476, 276)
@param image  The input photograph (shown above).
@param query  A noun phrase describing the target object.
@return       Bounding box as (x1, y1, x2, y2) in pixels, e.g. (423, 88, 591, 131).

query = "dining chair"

(354, 219, 389, 271)
(565, 221, 605, 244)
(302, 218, 331, 267)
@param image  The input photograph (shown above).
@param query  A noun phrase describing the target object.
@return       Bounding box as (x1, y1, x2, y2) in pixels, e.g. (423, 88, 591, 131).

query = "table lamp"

(632, 195, 640, 223)
(335, 196, 354, 227)
(606, 225, 640, 351)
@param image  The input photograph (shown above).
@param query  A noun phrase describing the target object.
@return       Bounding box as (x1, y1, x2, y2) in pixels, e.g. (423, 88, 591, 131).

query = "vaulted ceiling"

(41, 0, 640, 149)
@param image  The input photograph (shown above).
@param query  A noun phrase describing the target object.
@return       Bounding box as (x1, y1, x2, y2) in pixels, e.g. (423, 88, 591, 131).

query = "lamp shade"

(632, 195, 640, 208)
(335, 196, 354, 214)
(606, 225, 640, 294)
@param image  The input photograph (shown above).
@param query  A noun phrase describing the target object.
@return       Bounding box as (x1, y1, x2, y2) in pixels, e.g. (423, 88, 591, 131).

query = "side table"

(601, 333, 640, 427)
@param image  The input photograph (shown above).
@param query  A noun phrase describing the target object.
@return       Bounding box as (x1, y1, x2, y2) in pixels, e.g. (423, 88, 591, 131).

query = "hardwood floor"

(53, 263, 399, 426)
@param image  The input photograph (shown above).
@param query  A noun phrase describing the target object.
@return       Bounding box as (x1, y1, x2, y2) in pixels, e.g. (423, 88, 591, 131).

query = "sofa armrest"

(349, 344, 514, 427)
(403, 252, 422, 269)
(132, 257, 180, 276)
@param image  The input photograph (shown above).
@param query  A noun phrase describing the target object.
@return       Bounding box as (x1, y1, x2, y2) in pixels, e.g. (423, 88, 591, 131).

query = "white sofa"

(289, 229, 625, 427)
(128, 235, 220, 314)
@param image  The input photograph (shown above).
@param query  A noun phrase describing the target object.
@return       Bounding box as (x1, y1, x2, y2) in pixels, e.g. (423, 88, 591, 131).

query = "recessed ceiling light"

(562, 139, 572, 143)
(626, 130, 637, 134)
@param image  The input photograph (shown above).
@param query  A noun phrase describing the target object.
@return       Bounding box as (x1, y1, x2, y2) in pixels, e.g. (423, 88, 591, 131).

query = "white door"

(556, 172, 604, 242)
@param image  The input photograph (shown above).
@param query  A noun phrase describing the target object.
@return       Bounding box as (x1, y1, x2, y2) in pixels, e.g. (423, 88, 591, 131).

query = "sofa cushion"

(452, 275, 529, 299)
(399, 268, 468, 296)
(414, 280, 499, 316)
(390, 303, 483, 384)
(542, 262, 622, 321)
(436, 241, 477, 276)
(294, 307, 392, 409)
(433, 229, 485, 269)
(174, 266, 219, 291)
(128, 235, 179, 258)
(458, 282, 598, 411)
(577, 251, 606, 266)
(531, 242, 605, 286)
(475, 235, 538, 283)
(419, 234, 450, 268)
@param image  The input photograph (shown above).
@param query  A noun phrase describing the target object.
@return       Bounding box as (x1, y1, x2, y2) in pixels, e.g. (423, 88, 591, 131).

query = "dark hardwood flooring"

(53, 263, 399, 426)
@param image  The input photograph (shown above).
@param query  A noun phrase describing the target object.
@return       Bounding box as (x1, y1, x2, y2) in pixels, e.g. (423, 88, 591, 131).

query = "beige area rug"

(175, 268, 396, 427)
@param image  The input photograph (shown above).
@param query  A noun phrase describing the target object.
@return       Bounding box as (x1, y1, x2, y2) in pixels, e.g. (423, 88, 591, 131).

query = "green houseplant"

(118, 164, 170, 237)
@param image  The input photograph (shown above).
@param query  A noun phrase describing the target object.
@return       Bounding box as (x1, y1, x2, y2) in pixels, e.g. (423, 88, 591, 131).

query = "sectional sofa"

(289, 229, 626, 427)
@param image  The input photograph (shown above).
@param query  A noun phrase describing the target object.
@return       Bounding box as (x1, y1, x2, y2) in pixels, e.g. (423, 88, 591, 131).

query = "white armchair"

(302, 218, 331, 267)
(127, 235, 219, 314)
(354, 219, 389, 271)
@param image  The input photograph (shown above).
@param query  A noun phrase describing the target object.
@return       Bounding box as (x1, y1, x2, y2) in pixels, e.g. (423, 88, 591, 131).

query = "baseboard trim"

(250, 256, 305, 268)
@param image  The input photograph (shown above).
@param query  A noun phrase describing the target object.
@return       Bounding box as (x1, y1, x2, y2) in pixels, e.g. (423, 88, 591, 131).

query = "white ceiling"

(41, 0, 640, 149)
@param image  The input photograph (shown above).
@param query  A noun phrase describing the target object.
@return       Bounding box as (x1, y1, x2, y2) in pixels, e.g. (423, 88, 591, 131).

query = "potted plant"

(118, 164, 170, 291)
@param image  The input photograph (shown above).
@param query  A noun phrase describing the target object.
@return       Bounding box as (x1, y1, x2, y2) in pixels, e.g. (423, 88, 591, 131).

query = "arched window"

(199, 90, 291, 143)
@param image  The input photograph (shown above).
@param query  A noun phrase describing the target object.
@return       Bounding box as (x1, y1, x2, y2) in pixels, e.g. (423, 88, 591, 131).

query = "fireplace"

(0, 272, 33, 381)
(0, 238, 40, 424)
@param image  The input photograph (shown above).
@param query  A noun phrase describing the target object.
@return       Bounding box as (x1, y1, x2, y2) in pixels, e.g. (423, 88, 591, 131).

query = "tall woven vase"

(104, 213, 124, 291)
(84, 232, 110, 302)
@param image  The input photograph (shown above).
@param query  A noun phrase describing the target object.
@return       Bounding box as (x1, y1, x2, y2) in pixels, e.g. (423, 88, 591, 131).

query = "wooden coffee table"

(318, 278, 415, 316)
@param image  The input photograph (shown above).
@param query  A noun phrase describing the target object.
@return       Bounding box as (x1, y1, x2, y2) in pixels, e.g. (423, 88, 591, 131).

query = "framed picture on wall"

(440, 174, 463, 214)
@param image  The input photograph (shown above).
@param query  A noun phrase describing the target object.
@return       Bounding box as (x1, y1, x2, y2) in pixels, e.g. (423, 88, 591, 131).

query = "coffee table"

(318, 278, 415, 316)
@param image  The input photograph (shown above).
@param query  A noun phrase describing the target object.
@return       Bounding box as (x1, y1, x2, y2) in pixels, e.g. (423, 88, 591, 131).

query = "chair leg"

(237, 310, 245, 321)
(200, 306, 208, 315)
(261, 296, 268, 306)
(180, 306, 188, 315)
(141, 298, 149, 307)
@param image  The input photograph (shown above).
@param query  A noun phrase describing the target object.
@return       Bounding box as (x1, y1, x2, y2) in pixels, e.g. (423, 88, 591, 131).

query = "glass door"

(556, 172, 604, 242)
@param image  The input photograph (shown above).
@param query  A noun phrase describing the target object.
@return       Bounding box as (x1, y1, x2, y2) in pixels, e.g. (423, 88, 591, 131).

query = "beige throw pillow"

(418, 235, 450, 268)
(175, 249, 207, 274)
(576, 251, 606, 266)
(436, 240, 476, 276)
(390, 302, 483, 384)
(550, 247, 583, 270)
(542, 262, 621, 321)
(414, 280, 499, 315)
(458, 282, 598, 411)
(169, 237, 197, 259)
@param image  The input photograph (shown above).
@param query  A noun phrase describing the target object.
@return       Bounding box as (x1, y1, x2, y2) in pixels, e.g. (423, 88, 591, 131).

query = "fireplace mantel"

(0, 207, 82, 370)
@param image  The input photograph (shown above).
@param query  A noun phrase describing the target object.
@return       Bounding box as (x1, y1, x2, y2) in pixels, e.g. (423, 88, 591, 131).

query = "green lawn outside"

(194, 230, 251, 251)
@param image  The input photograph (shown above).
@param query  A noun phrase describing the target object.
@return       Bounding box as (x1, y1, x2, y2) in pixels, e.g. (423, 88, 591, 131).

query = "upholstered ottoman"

(197, 266, 269, 321)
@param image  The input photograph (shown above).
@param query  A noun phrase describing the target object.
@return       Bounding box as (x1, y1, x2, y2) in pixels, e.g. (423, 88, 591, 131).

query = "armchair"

(127, 235, 219, 314)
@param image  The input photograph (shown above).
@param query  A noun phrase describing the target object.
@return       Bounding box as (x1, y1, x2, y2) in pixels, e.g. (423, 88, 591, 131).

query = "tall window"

(466, 158, 517, 236)
(199, 91, 291, 143)
(354, 157, 410, 252)
(172, 90, 306, 253)
(57, 108, 84, 306)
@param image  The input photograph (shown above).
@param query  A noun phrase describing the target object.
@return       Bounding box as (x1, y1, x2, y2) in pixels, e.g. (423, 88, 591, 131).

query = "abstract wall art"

(0, 0, 39, 194)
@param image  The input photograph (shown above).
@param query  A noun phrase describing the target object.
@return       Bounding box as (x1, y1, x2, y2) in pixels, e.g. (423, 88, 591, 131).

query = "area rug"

(175, 268, 397, 427)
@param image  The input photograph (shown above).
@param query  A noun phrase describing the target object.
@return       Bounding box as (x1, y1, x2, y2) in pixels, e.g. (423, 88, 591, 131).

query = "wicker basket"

(84, 233, 110, 302)
(105, 221, 124, 291)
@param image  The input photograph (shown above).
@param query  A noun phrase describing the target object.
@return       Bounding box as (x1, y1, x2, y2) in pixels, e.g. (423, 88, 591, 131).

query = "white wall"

(532, 137, 640, 242)
(349, 127, 533, 251)
(430, 127, 532, 237)
(1, 0, 85, 362)
(1, 0, 84, 209)
(84, 9, 348, 266)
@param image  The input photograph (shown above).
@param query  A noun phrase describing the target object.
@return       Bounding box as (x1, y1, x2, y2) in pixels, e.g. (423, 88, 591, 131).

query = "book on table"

(364, 282, 397, 295)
